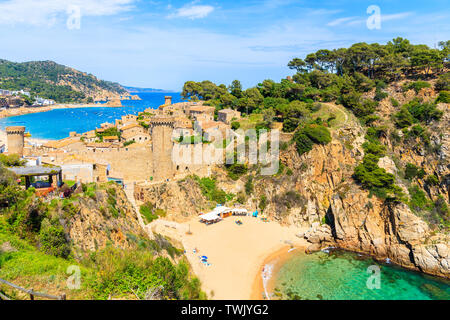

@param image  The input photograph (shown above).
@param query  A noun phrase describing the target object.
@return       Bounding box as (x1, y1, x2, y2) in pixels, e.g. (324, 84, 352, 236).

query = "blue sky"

(0, 0, 449, 91)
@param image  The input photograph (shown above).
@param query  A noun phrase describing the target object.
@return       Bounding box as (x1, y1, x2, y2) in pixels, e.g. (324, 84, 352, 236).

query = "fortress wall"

(75, 148, 154, 181)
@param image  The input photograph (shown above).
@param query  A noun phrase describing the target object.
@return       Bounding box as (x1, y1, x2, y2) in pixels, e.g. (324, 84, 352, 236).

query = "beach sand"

(250, 245, 303, 300)
(156, 215, 309, 300)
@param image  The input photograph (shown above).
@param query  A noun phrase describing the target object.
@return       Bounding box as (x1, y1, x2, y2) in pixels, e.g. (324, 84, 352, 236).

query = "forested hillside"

(0, 60, 127, 103)
(182, 37, 449, 227)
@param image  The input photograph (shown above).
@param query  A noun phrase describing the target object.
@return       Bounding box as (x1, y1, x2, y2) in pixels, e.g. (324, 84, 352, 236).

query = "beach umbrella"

(201, 256, 208, 260)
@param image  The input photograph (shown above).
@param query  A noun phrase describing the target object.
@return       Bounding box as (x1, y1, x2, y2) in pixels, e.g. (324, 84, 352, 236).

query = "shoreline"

(152, 215, 309, 300)
(250, 245, 303, 300)
(0, 102, 127, 120)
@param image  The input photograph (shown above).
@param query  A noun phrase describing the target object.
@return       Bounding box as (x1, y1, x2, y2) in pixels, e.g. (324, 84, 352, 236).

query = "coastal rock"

(412, 244, 450, 277)
(67, 184, 147, 257)
(377, 156, 398, 175)
(305, 243, 322, 254)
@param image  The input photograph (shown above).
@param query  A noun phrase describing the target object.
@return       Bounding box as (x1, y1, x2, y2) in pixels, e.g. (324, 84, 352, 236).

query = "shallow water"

(272, 249, 450, 300)
(0, 92, 182, 140)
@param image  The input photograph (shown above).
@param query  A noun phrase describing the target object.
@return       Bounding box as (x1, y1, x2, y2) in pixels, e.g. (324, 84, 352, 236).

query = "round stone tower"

(149, 116, 175, 181)
(164, 96, 172, 105)
(6, 126, 25, 157)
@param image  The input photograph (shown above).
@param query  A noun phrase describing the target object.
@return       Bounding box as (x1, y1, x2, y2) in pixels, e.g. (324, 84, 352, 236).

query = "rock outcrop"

(67, 184, 146, 257)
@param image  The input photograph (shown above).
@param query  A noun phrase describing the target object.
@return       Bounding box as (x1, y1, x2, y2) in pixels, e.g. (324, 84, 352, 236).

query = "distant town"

(0, 88, 55, 108)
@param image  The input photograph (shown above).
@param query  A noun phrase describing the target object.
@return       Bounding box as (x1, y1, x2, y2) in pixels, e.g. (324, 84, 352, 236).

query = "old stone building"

(149, 116, 176, 181)
(218, 108, 241, 124)
(6, 126, 25, 156)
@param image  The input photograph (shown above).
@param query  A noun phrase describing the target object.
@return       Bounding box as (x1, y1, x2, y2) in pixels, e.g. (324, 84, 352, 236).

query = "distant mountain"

(0, 59, 128, 103)
(124, 86, 175, 93)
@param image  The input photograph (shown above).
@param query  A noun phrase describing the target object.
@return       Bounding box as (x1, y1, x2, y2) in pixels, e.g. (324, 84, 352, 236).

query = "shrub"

(394, 106, 414, 128)
(405, 99, 442, 123)
(425, 175, 439, 186)
(225, 164, 248, 180)
(140, 203, 158, 223)
(434, 73, 450, 92)
(390, 98, 400, 107)
(39, 220, 70, 258)
(436, 91, 450, 103)
(302, 124, 332, 145)
(405, 81, 431, 93)
(404, 163, 424, 180)
(292, 123, 331, 157)
(231, 121, 241, 130)
(0, 154, 26, 167)
(259, 195, 268, 212)
(194, 176, 233, 204)
(123, 140, 136, 147)
(408, 185, 432, 212)
(245, 175, 254, 195)
(374, 87, 388, 101)
(293, 132, 313, 156)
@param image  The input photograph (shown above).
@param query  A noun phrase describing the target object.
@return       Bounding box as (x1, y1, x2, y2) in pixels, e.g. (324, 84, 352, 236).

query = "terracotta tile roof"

(86, 142, 113, 148)
(43, 137, 80, 149)
(103, 136, 119, 140)
(120, 123, 141, 131)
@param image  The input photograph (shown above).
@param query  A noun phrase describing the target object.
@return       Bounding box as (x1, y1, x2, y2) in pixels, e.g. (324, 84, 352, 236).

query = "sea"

(0, 92, 183, 140)
(270, 249, 450, 300)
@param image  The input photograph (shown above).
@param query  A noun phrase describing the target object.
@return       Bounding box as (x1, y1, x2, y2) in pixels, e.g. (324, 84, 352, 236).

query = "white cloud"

(168, 4, 214, 20)
(327, 11, 412, 27)
(382, 12, 413, 22)
(327, 17, 356, 27)
(0, 0, 135, 26)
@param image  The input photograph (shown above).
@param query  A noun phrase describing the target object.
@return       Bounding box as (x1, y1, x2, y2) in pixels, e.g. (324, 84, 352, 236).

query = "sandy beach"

(0, 103, 114, 119)
(150, 215, 309, 300)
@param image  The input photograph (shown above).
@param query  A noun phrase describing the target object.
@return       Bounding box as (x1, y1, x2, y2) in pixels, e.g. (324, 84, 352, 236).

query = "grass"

(310, 103, 347, 128)
(237, 113, 264, 130)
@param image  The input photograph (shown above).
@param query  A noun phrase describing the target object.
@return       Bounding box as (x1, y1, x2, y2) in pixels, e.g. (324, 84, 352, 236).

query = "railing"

(0, 278, 66, 300)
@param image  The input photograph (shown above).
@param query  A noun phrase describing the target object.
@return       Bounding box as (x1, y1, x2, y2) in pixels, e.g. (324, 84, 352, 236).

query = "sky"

(0, 0, 449, 91)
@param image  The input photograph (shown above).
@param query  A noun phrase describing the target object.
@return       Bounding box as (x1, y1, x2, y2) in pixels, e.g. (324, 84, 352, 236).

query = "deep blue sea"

(0, 92, 182, 140)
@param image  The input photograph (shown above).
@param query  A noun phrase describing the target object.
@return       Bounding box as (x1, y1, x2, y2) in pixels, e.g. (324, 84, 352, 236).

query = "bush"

(405, 81, 431, 93)
(293, 132, 313, 156)
(405, 99, 442, 123)
(408, 185, 432, 212)
(293, 123, 331, 157)
(390, 98, 400, 107)
(435, 73, 450, 91)
(436, 91, 450, 103)
(225, 164, 248, 181)
(302, 124, 332, 145)
(404, 163, 425, 180)
(0, 154, 26, 167)
(394, 106, 414, 128)
(140, 203, 158, 223)
(88, 247, 205, 300)
(425, 175, 439, 186)
(245, 175, 254, 195)
(231, 121, 241, 130)
(194, 176, 233, 204)
(39, 220, 70, 258)
(123, 140, 136, 147)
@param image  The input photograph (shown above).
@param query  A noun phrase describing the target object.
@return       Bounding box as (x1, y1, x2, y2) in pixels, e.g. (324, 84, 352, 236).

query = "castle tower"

(6, 126, 25, 157)
(149, 116, 175, 181)
(164, 96, 172, 105)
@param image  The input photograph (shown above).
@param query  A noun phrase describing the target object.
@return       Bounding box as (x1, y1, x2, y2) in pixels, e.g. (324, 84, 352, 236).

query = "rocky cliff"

(134, 84, 449, 279)
(64, 183, 146, 258)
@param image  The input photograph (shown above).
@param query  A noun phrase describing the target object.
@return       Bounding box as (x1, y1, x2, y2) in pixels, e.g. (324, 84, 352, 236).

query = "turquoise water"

(272, 249, 450, 300)
(0, 92, 182, 140)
